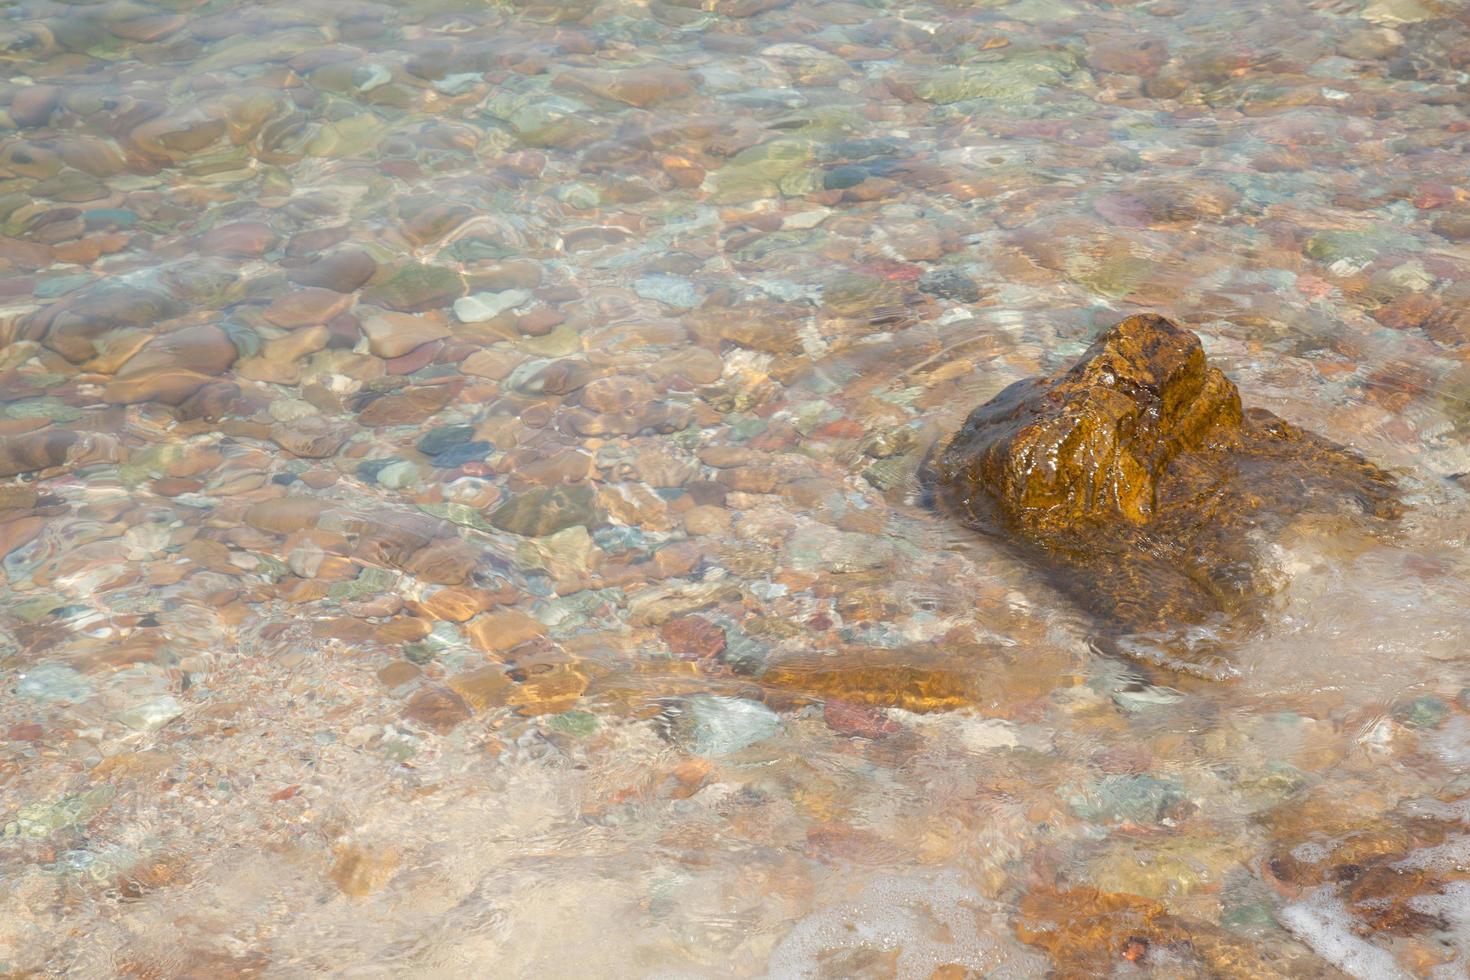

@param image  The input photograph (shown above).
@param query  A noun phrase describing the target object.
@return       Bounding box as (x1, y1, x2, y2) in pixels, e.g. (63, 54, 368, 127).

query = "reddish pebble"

(198, 220, 279, 257)
(813, 418, 865, 439)
(152, 477, 204, 497)
(857, 261, 923, 281)
(10, 85, 60, 127)
(661, 615, 726, 659)
(823, 700, 901, 739)
(516, 306, 564, 337)
(263, 287, 353, 329)
(385, 340, 443, 375)
(8, 722, 44, 742)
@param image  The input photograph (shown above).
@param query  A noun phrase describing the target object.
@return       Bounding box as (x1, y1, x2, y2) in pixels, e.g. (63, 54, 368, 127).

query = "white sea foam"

(1280, 887, 1411, 980)
(765, 871, 1040, 979)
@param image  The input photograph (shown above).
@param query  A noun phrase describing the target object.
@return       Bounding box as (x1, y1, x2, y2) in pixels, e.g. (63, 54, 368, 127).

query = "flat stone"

(29, 282, 184, 363)
(105, 323, 238, 404)
(0, 429, 78, 478)
(447, 665, 513, 712)
(198, 221, 279, 257)
(263, 287, 354, 329)
(360, 312, 450, 358)
(661, 615, 727, 659)
(416, 424, 476, 457)
(287, 249, 376, 293)
(117, 696, 185, 732)
(461, 348, 525, 380)
(10, 85, 60, 127)
(488, 484, 599, 537)
(270, 417, 353, 458)
(244, 497, 330, 534)
(634, 275, 702, 309)
(404, 538, 481, 585)
(401, 685, 472, 733)
(364, 263, 465, 312)
(453, 289, 531, 323)
(466, 608, 546, 654)
(554, 67, 693, 107)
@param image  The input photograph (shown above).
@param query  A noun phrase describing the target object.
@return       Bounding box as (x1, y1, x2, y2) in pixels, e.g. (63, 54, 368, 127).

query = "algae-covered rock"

(931, 314, 1400, 677)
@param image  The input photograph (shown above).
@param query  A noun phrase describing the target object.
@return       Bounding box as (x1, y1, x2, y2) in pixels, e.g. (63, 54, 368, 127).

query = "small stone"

(670, 696, 781, 757)
(1373, 293, 1438, 330)
(244, 498, 330, 534)
(374, 459, 421, 490)
(461, 348, 526, 381)
(548, 710, 599, 736)
(1086, 37, 1169, 77)
(1067, 774, 1193, 826)
(330, 842, 400, 897)
(402, 685, 472, 733)
(507, 358, 596, 396)
(918, 268, 984, 304)
(634, 275, 702, 309)
(447, 665, 513, 712)
(555, 66, 692, 107)
(364, 264, 465, 312)
(516, 307, 563, 336)
(287, 249, 376, 293)
(416, 424, 476, 457)
(683, 505, 731, 536)
(1391, 695, 1449, 730)
(404, 539, 480, 585)
(0, 429, 79, 478)
(16, 663, 92, 703)
(270, 417, 353, 458)
(412, 586, 493, 622)
(360, 312, 450, 359)
(488, 484, 599, 537)
(10, 85, 60, 127)
(823, 700, 901, 739)
(661, 615, 727, 659)
(454, 289, 531, 322)
(377, 661, 420, 688)
(431, 441, 492, 468)
(466, 608, 546, 654)
(198, 221, 279, 257)
(117, 696, 185, 732)
(263, 288, 354, 329)
(1431, 211, 1470, 243)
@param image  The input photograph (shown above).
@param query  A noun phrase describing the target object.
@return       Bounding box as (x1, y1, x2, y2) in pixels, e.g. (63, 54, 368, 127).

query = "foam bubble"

(1291, 841, 1332, 864)
(1280, 887, 1411, 980)
(765, 870, 1039, 979)
(1390, 834, 1470, 874)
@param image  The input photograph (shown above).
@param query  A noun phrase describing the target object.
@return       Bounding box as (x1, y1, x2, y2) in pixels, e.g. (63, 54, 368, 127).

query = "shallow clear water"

(2, 0, 1470, 975)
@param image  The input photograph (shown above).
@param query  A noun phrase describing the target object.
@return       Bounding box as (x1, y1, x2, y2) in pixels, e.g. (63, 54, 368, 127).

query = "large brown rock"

(930, 314, 1400, 677)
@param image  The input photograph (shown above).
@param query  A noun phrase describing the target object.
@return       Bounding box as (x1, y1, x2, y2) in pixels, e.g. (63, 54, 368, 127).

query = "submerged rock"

(930, 314, 1400, 677)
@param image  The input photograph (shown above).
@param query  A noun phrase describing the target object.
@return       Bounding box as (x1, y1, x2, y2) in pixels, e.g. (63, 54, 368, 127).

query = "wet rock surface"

(933, 314, 1401, 676)
(0, 0, 1469, 974)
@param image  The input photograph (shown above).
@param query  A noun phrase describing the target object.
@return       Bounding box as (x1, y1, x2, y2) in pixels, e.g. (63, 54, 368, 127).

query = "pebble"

(453, 289, 531, 322)
(671, 696, 781, 757)
(634, 275, 703, 309)
(117, 696, 185, 732)
(364, 264, 465, 312)
(263, 288, 354, 329)
(360, 312, 450, 359)
(488, 484, 599, 537)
